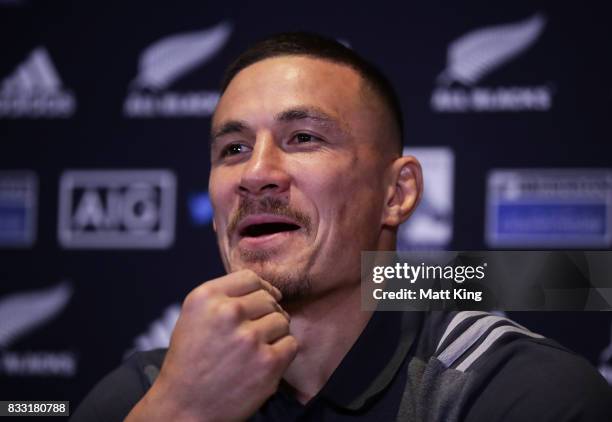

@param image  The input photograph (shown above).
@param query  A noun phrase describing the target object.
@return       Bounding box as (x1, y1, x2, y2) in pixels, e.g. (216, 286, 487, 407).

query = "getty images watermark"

(361, 251, 612, 311)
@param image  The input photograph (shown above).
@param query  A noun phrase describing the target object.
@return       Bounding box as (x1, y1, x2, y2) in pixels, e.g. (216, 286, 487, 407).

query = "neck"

(281, 282, 372, 404)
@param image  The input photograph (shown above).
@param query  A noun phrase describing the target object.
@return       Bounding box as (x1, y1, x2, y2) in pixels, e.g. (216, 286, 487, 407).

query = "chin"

(266, 271, 312, 304)
(236, 259, 313, 303)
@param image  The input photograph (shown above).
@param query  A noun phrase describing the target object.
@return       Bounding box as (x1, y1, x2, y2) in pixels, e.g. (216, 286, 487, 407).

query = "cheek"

(209, 170, 234, 229)
(302, 155, 382, 233)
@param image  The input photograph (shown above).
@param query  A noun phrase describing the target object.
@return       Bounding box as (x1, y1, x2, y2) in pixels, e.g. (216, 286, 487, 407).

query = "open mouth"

(240, 222, 301, 238)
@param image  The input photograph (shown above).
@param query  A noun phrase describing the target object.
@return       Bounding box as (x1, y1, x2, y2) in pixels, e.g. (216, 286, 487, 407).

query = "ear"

(212, 219, 217, 233)
(382, 155, 423, 227)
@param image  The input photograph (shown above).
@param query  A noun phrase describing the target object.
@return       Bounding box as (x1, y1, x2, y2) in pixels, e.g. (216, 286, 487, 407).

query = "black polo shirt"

(251, 311, 422, 421)
(70, 311, 421, 422)
(71, 311, 612, 421)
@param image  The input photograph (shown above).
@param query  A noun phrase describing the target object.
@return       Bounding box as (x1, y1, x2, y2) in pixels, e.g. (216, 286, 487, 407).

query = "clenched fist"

(125, 270, 298, 422)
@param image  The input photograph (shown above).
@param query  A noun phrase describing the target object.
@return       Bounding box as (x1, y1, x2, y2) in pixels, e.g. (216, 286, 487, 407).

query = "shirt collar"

(318, 311, 423, 411)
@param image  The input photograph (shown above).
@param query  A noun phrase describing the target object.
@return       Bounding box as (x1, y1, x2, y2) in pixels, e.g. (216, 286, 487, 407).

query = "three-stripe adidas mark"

(435, 311, 544, 372)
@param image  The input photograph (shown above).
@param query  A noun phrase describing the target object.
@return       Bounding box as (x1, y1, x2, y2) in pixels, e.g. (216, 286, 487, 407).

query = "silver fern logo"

(0, 282, 77, 377)
(431, 13, 553, 112)
(124, 22, 232, 118)
(0, 282, 72, 349)
(0, 46, 76, 118)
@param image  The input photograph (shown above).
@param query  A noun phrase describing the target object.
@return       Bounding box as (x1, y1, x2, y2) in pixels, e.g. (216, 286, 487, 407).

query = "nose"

(238, 132, 290, 197)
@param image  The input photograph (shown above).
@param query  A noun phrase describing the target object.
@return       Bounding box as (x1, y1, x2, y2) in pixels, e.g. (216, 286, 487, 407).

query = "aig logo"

(58, 170, 176, 249)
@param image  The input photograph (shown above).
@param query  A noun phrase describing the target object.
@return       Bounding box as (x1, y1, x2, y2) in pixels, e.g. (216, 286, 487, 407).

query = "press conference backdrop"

(1, 0, 611, 410)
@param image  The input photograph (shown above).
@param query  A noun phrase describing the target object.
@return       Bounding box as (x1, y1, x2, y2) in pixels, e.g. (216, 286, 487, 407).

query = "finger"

(207, 270, 264, 297)
(268, 335, 299, 370)
(259, 279, 282, 302)
(246, 312, 290, 344)
(217, 270, 282, 301)
(237, 289, 282, 320)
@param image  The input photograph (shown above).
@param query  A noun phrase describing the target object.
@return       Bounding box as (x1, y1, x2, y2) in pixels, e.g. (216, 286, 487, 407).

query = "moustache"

(227, 196, 312, 237)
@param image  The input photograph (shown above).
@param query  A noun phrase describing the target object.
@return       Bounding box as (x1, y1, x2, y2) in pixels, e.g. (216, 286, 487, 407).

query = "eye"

(221, 143, 247, 157)
(295, 133, 315, 143)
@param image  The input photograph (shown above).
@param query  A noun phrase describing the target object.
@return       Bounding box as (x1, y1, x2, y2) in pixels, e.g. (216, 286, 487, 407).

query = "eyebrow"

(275, 106, 336, 126)
(210, 120, 249, 142)
(211, 106, 349, 145)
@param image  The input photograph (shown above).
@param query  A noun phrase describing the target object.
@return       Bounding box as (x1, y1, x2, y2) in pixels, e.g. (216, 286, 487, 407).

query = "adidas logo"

(0, 47, 76, 118)
(431, 13, 553, 113)
(124, 22, 232, 118)
(125, 303, 180, 356)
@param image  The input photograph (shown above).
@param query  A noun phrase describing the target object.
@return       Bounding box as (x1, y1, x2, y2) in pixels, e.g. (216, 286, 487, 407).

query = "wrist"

(124, 379, 202, 422)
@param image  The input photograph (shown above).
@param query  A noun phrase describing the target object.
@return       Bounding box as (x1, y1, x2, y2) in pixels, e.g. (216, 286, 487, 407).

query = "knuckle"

(256, 349, 277, 370)
(216, 300, 243, 323)
(183, 285, 214, 309)
(183, 287, 208, 309)
(236, 329, 259, 349)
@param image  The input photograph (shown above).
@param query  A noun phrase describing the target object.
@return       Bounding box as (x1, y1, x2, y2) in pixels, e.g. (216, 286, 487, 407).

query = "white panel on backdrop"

(486, 169, 612, 247)
(58, 170, 176, 249)
(398, 147, 454, 250)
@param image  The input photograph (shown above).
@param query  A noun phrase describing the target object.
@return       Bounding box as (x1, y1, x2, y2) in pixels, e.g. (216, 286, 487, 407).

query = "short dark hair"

(220, 32, 404, 152)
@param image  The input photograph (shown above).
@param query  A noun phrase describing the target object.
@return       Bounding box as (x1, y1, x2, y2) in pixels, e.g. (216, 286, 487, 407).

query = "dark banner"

(1, 0, 611, 414)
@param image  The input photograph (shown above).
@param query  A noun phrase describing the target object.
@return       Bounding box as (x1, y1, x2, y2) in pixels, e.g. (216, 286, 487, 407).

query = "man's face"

(209, 56, 395, 301)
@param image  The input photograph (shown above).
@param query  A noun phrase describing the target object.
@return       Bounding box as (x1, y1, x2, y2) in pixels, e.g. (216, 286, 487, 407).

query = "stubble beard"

(228, 195, 314, 303)
(260, 267, 312, 304)
(237, 250, 312, 304)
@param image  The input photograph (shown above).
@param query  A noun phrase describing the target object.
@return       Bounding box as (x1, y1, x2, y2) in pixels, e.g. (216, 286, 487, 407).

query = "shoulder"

(70, 348, 167, 422)
(415, 311, 612, 421)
